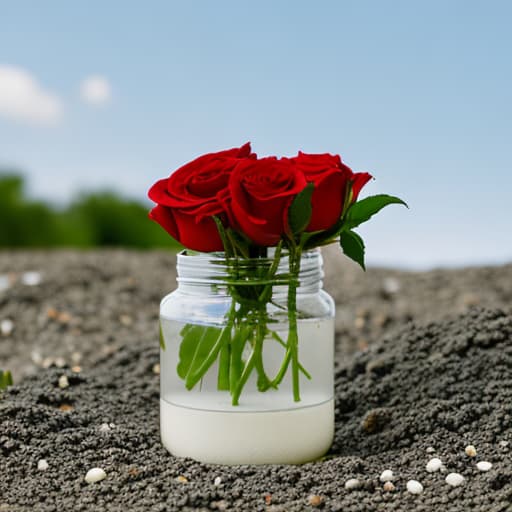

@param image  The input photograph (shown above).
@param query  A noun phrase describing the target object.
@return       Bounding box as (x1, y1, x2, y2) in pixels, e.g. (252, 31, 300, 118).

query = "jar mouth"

(176, 248, 324, 293)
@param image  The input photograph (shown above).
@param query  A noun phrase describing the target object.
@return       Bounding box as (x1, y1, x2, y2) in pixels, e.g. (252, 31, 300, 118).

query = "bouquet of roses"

(149, 142, 405, 405)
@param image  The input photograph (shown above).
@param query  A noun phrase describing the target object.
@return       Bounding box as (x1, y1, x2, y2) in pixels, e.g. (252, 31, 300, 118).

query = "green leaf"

(0, 369, 13, 390)
(159, 321, 166, 350)
(345, 194, 408, 229)
(176, 324, 227, 390)
(340, 230, 366, 270)
(288, 183, 315, 235)
(176, 324, 208, 380)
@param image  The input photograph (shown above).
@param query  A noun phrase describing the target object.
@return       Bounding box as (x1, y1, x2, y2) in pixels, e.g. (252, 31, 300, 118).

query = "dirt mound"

(1, 308, 511, 511)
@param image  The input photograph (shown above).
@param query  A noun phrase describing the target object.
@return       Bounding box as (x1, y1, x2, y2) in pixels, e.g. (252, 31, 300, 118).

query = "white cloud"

(0, 65, 63, 125)
(80, 75, 111, 105)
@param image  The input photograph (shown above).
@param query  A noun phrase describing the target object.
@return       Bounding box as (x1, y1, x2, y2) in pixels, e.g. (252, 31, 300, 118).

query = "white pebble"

(344, 478, 361, 490)
(426, 457, 443, 472)
(476, 461, 492, 472)
(426, 446, 436, 453)
(1, 319, 14, 336)
(55, 357, 66, 368)
(99, 423, 111, 433)
(406, 480, 424, 494)
(58, 375, 69, 389)
(85, 467, 107, 483)
(31, 350, 43, 365)
(0, 275, 10, 292)
(445, 473, 465, 487)
(499, 440, 509, 448)
(71, 352, 82, 364)
(382, 277, 401, 294)
(465, 445, 477, 457)
(214, 476, 222, 486)
(379, 469, 394, 482)
(37, 459, 49, 471)
(21, 271, 42, 286)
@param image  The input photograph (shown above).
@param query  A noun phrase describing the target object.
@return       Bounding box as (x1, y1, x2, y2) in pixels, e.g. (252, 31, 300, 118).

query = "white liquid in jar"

(160, 397, 334, 465)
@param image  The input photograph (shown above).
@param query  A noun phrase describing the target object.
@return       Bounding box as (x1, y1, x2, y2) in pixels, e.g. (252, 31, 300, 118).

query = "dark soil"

(1, 249, 511, 511)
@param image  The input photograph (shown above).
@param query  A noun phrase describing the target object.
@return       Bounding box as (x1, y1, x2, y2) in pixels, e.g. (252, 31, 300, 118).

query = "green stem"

(253, 309, 273, 391)
(270, 330, 311, 380)
(217, 300, 236, 390)
(231, 348, 256, 406)
(287, 246, 302, 402)
(229, 323, 248, 392)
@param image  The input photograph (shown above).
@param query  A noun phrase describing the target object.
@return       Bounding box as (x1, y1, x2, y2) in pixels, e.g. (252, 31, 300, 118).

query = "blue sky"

(1, 1, 511, 268)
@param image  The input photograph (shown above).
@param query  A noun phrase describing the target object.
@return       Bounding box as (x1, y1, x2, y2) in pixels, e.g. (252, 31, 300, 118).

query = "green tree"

(0, 173, 179, 249)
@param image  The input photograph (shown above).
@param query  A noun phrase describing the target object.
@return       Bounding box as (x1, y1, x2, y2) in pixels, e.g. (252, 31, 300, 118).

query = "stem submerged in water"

(287, 246, 302, 402)
(176, 243, 308, 405)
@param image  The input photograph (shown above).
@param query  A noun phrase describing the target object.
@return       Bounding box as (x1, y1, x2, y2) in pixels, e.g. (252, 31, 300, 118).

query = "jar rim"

(177, 247, 321, 264)
(175, 248, 324, 292)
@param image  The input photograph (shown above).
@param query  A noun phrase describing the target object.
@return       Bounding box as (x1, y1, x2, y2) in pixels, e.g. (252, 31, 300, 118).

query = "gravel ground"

(1, 249, 512, 511)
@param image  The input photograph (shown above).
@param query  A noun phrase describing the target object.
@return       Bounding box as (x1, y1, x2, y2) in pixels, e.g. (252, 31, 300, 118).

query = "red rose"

(148, 143, 253, 252)
(290, 152, 372, 232)
(227, 157, 307, 246)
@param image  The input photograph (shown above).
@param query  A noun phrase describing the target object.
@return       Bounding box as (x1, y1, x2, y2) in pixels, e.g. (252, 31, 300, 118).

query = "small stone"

(21, 271, 42, 286)
(31, 350, 43, 365)
(383, 481, 395, 492)
(406, 480, 424, 494)
(119, 314, 133, 326)
(55, 357, 66, 368)
(58, 375, 69, 389)
(47, 307, 59, 319)
(426, 446, 436, 454)
(426, 457, 443, 472)
(176, 475, 188, 483)
(476, 461, 492, 472)
(362, 408, 390, 433)
(37, 459, 49, 471)
(354, 316, 365, 329)
(71, 366, 81, 373)
(307, 495, 324, 507)
(461, 292, 480, 307)
(152, 363, 160, 375)
(85, 467, 106, 484)
(0, 275, 10, 291)
(71, 352, 82, 363)
(344, 478, 361, 490)
(210, 500, 228, 511)
(0, 319, 14, 336)
(499, 440, 509, 448)
(379, 469, 394, 482)
(99, 423, 111, 433)
(382, 277, 401, 295)
(57, 312, 72, 324)
(42, 357, 54, 369)
(214, 476, 222, 486)
(58, 403, 73, 412)
(445, 473, 465, 487)
(465, 445, 477, 457)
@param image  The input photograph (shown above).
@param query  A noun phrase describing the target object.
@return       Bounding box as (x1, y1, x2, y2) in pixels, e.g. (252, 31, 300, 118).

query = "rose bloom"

(289, 152, 372, 232)
(148, 143, 253, 252)
(226, 157, 307, 246)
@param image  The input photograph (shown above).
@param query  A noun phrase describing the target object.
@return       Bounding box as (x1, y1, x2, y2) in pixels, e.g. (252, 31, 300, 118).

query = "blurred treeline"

(0, 174, 180, 249)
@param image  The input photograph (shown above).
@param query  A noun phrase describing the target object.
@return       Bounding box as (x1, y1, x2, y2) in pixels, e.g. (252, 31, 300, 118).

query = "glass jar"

(160, 248, 335, 464)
